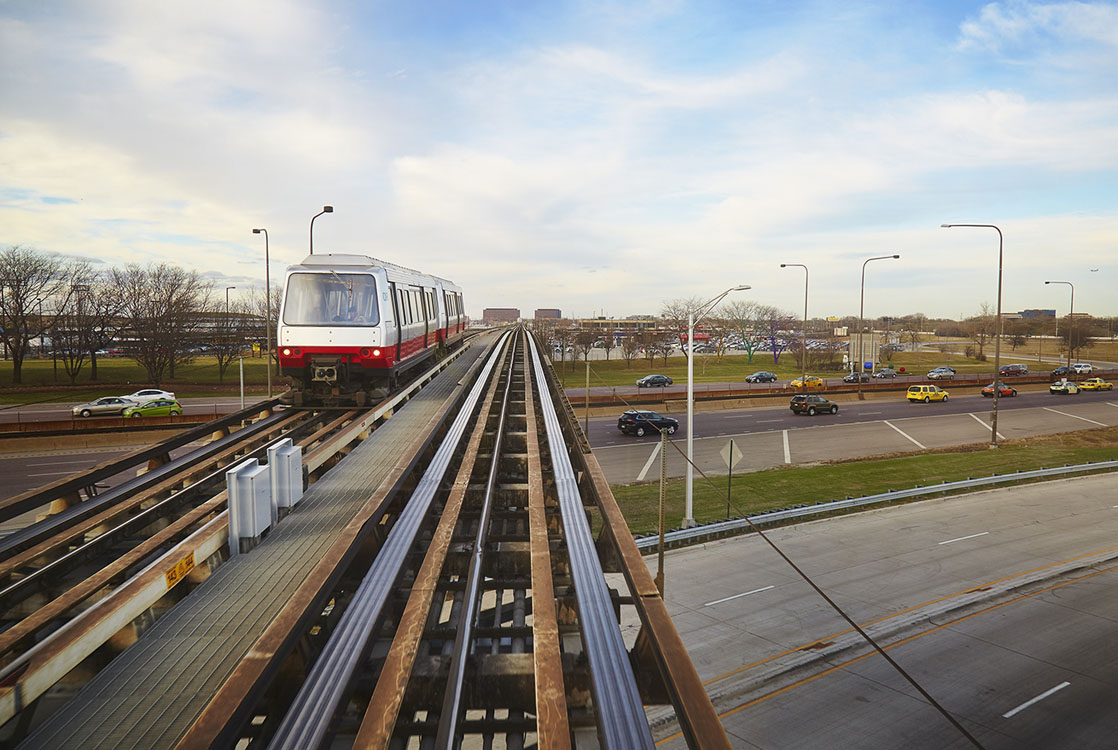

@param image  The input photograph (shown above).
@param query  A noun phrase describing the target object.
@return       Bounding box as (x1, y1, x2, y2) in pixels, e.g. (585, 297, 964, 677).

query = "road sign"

(252, 343, 261, 353)
(720, 439, 743, 470)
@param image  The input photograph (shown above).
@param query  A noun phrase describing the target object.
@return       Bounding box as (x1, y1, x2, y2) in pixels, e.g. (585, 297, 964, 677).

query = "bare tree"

(599, 331, 617, 361)
(210, 300, 258, 382)
(620, 333, 641, 368)
(966, 303, 997, 361)
(573, 328, 596, 363)
(0, 246, 74, 384)
(661, 297, 703, 360)
(115, 263, 212, 386)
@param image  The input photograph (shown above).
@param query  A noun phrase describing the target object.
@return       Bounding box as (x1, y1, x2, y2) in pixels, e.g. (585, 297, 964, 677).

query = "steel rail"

(0, 397, 283, 523)
(526, 334, 655, 749)
(0, 409, 292, 560)
(353, 337, 509, 748)
(634, 459, 1118, 551)
(434, 330, 519, 747)
(266, 331, 513, 750)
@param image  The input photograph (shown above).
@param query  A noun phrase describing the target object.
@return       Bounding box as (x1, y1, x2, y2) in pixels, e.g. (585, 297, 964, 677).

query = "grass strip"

(611, 426, 1118, 536)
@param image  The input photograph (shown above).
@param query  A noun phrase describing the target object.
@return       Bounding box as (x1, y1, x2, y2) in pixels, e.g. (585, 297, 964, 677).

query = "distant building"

(483, 307, 520, 324)
(1018, 309, 1056, 319)
(534, 308, 561, 319)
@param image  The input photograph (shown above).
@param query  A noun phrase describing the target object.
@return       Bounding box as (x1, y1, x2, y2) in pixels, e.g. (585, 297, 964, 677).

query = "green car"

(122, 399, 183, 418)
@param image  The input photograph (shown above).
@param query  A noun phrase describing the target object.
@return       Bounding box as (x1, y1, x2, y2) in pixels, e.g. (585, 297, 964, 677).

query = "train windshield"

(282, 272, 380, 326)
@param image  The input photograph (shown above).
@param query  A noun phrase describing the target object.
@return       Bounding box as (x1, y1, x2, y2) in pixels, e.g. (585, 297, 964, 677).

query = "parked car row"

(71, 388, 179, 418)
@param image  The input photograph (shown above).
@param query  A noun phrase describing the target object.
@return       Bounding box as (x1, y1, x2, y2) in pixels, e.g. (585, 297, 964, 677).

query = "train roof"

(291, 254, 459, 290)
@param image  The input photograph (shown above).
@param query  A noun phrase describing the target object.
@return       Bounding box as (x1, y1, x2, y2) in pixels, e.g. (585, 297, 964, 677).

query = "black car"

(789, 394, 839, 415)
(617, 410, 678, 436)
(745, 371, 777, 383)
(1051, 365, 1072, 378)
(636, 374, 673, 388)
(842, 372, 870, 383)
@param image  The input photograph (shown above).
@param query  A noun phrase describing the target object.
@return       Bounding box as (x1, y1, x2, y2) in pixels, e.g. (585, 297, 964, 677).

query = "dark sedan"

(617, 410, 678, 436)
(636, 374, 673, 388)
(842, 372, 870, 383)
(745, 371, 777, 383)
(789, 394, 839, 415)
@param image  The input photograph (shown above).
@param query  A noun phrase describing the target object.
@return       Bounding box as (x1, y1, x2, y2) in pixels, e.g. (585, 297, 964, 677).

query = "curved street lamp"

(780, 263, 809, 392)
(857, 255, 901, 400)
(1044, 280, 1074, 376)
(683, 284, 751, 528)
(941, 223, 1003, 448)
(253, 228, 272, 396)
(309, 205, 334, 255)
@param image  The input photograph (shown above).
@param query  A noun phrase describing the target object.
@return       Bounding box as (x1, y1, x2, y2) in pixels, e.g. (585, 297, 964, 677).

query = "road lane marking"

(28, 459, 102, 467)
(704, 586, 775, 607)
(757, 419, 781, 423)
(1043, 407, 1107, 427)
(782, 430, 790, 464)
(636, 440, 663, 482)
(967, 412, 1006, 440)
(883, 420, 926, 449)
(1002, 681, 1071, 719)
(862, 411, 882, 415)
(29, 471, 89, 477)
(938, 531, 989, 545)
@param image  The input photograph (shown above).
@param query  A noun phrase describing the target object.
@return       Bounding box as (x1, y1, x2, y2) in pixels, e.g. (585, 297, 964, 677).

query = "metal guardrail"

(635, 459, 1118, 551)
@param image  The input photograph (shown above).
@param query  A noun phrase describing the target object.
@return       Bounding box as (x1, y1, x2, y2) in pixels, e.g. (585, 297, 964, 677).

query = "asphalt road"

(645, 472, 1118, 749)
(592, 388, 1118, 484)
(0, 395, 263, 424)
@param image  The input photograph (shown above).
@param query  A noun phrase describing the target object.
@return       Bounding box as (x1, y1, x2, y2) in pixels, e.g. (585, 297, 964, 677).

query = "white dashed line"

(1043, 407, 1107, 427)
(782, 430, 790, 464)
(636, 440, 663, 482)
(968, 412, 1006, 440)
(704, 585, 775, 607)
(883, 420, 926, 449)
(1002, 681, 1070, 719)
(938, 531, 989, 546)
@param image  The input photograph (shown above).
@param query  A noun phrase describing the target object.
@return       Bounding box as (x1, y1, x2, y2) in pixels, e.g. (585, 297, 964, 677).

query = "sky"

(2, 0, 1117, 321)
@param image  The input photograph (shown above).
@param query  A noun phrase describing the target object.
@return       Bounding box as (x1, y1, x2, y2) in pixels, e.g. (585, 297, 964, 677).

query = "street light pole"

(941, 223, 1003, 448)
(309, 205, 333, 255)
(857, 255, 900, 400)
(1044, 280, 1074, 375)
(684, 284, 751, 528)
(780, 263, 809, 392)
(253, 228, 272, 397)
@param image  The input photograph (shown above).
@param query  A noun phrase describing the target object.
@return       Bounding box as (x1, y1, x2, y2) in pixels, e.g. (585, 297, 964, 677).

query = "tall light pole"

(253, 228, 273, 396)
(857, 254, 900, 400)
(941, 223, 1003, 448)
(684, 284, 751, 528)
(1045, 280, 1074, 375)
(309, 205, 333, 255)
(780, 263, 809, 392)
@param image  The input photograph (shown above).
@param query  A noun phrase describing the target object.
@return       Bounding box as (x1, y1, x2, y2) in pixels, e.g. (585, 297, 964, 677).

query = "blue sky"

(1, 0, 1116, 319)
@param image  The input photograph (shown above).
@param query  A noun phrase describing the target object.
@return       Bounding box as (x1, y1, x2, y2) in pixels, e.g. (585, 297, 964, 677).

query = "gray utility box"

(226, 458, 272, 555)
(267, 438, 304, 521)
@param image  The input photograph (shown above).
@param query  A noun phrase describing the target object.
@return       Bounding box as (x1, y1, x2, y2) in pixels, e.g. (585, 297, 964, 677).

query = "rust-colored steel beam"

(353, 347, 503, 749)
(522, 334, 571, 749)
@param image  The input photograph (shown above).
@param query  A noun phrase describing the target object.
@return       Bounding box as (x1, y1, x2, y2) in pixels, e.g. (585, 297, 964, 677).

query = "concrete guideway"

(644, 472, 1118, 748)
(593, 395, 1118, 485)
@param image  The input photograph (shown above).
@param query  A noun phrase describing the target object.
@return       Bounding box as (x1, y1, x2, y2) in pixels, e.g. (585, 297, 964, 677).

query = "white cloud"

(959, 1, 1118, 52)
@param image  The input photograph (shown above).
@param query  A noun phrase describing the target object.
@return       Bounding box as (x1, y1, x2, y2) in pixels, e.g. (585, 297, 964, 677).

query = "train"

(277, 254, 466, 404)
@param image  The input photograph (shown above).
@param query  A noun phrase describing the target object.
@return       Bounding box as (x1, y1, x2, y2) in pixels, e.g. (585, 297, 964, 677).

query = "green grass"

(611, 426, 1118, 536)
(0, 356, 274, 404)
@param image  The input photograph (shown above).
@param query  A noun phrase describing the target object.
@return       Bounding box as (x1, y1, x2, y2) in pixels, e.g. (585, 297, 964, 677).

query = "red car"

(981, 382, 1017, 398)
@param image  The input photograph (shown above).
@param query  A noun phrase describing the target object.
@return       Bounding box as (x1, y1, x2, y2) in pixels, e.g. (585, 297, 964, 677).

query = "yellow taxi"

(789, 375, 825, 388)
(907, 384, 949, 403)
(1079, 377, 1113, 391)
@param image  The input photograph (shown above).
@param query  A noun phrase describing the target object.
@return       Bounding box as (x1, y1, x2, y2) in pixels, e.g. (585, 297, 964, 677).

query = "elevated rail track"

(1, 328, 724, 748)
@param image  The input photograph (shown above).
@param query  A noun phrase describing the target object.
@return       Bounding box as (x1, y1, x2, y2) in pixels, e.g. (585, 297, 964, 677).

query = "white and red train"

(277, 254, 465, 403)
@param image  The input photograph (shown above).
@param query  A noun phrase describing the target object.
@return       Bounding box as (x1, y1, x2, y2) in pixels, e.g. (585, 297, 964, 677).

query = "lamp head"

(1045, 281, 1051, 285)
(323, 205, 334, 213)
(732, 285, 751, 291)
(892, 254, 900, 259)
(780, 263, 788, 268)
(252, 228, 262, 234)
(940, 224, 953, 228)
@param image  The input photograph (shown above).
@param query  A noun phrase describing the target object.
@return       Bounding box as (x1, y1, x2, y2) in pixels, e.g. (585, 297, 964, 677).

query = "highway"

(590, 388, 1118, 484)
(647, 472, 1118, 749)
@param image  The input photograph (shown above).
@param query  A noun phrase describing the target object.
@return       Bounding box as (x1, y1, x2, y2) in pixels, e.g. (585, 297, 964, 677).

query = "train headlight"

(282, 348, 291, 356)
(372, 348, 381, 357)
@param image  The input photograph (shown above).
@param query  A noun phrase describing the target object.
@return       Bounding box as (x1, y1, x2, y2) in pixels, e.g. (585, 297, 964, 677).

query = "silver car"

(72, 396, 137, 418)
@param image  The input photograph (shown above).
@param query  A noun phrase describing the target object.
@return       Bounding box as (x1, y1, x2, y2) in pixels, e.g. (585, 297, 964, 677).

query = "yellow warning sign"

(165, 552, 195, 589)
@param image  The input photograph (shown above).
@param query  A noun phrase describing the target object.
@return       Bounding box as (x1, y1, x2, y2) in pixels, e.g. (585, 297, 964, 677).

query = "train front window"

(282, 273, 380, 326)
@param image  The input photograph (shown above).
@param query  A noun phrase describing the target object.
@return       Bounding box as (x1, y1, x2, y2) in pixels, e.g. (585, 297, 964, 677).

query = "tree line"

(0, 246, 276, 386)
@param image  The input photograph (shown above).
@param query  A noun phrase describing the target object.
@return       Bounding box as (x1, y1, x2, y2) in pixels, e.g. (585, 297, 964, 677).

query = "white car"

(1071, 363, 1093, 374)
(123, 388, 176, 402)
